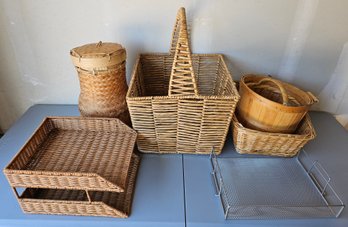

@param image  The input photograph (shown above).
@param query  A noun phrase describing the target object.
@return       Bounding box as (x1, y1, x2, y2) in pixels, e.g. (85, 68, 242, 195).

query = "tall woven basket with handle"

(127, 8, 240, 154)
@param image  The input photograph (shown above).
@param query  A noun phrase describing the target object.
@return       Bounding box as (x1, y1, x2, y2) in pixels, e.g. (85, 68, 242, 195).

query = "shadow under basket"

(231, 114, 316, 157)
(14, 155, 140, 218)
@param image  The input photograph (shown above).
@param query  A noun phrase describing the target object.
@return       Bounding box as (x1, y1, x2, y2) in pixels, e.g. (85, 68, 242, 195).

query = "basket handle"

(306, 91, 319, 104)
(168, 7, 198, 96)
(248, 77, 290, 106)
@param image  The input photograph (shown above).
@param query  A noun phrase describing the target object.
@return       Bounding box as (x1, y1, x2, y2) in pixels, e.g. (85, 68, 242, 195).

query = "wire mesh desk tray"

(4, 117, 137, 192)
(13, 155, 140, 218)
(210, 149, 345, 219)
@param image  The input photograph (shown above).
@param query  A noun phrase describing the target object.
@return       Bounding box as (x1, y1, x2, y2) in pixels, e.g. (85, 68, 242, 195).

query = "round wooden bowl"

(237, 74, 318, 133)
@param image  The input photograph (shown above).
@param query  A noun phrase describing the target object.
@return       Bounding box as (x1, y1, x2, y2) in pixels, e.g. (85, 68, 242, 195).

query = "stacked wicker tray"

(4, 117, 140, 218)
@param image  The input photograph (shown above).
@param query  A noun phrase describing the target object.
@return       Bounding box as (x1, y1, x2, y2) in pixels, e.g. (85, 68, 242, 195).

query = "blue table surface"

(183, 111, 348, 227)
(0, 105, 347, 227)
(0, 105, 185, 227)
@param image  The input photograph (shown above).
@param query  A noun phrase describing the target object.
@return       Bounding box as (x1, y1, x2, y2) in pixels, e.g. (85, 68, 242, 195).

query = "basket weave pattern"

(232, 114, 316, 157)
(127, 8, 239, 154)
(78, 64, 128, 119)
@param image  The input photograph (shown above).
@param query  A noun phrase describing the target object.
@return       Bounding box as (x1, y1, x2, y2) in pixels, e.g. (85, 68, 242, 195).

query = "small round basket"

(237, 75, 318, 133)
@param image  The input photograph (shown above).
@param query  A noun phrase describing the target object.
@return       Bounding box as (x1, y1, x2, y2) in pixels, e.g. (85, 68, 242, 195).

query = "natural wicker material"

(4, 117, 136, 192)
(71, 42, 131, 125)
(126, 8, 240, 154)
(238, 75, 318, 133)
(232, 114, 316, 157)
(16, 155, 140, 218)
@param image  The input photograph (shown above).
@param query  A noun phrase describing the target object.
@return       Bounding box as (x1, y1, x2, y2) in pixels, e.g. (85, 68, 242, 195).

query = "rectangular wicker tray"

(4, 117, 137, 192)
(210, 149, 345, 219)
(15, 155, 140, 218)
(232, 114, 316, 157)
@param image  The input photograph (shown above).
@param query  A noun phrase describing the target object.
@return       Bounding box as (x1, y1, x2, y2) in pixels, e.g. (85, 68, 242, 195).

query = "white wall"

(0, 0, 348, 131)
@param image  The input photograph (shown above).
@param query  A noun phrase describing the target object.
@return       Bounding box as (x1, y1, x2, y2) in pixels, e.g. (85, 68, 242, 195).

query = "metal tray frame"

(210, 149, 345, 219)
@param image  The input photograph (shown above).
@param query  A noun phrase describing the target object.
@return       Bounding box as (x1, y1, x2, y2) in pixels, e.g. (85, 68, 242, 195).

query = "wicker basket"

(126, 8, 240, 154)
(232, 114, 316, 157)
(71, 42, 131, 125)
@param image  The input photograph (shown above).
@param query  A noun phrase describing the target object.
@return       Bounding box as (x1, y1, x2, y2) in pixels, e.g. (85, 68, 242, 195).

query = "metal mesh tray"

(210, 149, 344, 219)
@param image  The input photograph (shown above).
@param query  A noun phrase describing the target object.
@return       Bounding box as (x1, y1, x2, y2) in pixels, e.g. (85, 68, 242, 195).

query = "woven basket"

(4, 117, 136, 192)
(238, 75, 318, 133)
(232, 114, 316, 157)
(126, 8, 240, 154)
(71, 42, 130, 125)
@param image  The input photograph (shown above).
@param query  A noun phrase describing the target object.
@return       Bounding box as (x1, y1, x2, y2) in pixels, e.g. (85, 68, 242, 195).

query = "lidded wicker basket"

(126, 8, 240, 154)
(71, 42, 130, 125)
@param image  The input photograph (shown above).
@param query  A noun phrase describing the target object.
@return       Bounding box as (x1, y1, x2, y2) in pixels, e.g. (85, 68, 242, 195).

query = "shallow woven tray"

(16, 155, 140, 218)
(232, 114, 316, 157)
(4, 117, 137, 192)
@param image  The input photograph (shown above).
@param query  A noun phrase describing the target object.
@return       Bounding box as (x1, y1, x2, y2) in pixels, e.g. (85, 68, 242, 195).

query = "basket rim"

(135, 52, 225, 57)
(126, 54, 240, 101)
(241, 75, 317, 111)
(127, 95, 239, 101)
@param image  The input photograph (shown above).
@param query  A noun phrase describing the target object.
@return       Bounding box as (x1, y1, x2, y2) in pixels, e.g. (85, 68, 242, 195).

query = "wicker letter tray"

(4, 117, 140, 218)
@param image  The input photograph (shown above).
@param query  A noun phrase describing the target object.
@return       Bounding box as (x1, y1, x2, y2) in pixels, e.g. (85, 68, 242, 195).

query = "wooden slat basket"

(237, 74, 318, 133)
(127, 7, 240, 154)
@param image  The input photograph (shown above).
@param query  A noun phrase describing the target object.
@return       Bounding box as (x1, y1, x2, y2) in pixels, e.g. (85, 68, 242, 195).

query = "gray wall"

(1, 0, 348, 130)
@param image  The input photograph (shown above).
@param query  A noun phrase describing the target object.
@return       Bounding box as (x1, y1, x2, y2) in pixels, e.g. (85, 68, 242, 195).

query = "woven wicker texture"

(232, 114, 316, 157)
(71, 42, 126, 70)
(4, 117, 136, 192)
(168, 8, 198, 96)
(17, 155, 140, 218)
(127, 8, 240, 154)
(71, 42, 130, 125)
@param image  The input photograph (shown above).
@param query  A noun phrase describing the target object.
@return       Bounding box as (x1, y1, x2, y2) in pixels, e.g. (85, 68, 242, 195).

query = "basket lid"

(70, 41, 126, 70)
